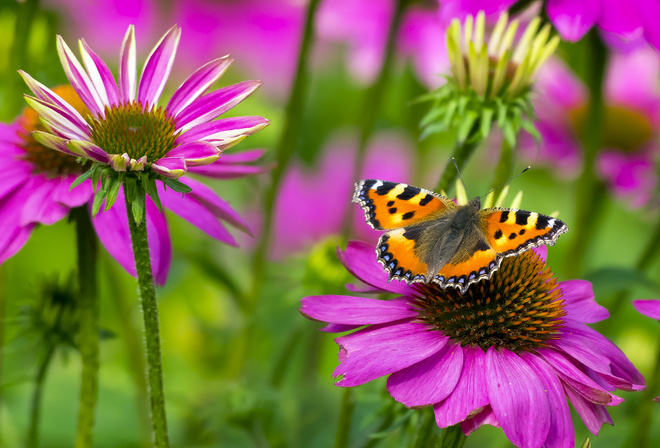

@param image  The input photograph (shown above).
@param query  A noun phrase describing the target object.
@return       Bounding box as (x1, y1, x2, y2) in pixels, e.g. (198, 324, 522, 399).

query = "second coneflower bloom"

(20, 24, 268, 214)
(301, 242, 644, 448)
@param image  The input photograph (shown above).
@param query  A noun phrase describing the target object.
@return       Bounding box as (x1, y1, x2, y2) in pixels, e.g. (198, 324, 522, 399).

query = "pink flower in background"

(271, 131, 414, 258)
(523, 47, 660, 206)
(316, 0, 447, 87)
(301, 243, 645, 447)
(440, 0, 660, 49)
(633, 299, 660, 321)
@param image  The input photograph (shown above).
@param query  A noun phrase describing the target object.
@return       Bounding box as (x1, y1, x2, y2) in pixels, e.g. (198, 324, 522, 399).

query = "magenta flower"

(522, 47, 660, 206)
(301, 242, 644, 447)
(316, 0, 448, 87)
(633, 299, 660, 320)
(271, 132, 413, 257)
(440, 0, 660, 49)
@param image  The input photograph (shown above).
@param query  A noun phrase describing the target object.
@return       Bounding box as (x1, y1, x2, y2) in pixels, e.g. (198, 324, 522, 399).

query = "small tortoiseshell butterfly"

(353, 180, 568, 293)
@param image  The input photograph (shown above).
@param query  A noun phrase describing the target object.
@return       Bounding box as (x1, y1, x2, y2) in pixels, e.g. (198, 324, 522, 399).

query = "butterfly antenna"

(452, 158, 470, 198)
(483, 166, 531, 199)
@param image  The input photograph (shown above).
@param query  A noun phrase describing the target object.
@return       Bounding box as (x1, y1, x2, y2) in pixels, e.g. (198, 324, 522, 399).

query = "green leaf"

(163, 177, 193, 194)
(480, 108, 494, 140)
(521, 120, 542, 141)
(70, 170, 93, 191)
(457, 111, 478, 143)
(419, 122, 447, 140)
(503, 120, 517, 147)
(442, 99, 458, 128)
(104, 176, 122, 211)
(91, 189, 107, 217)
(142, 175, 162, 210)
(91, 165, 102, 193)
(420, 106, 447, 127)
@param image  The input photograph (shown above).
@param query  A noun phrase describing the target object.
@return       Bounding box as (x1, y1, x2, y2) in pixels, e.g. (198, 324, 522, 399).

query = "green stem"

(434, 137, 480, 195)
(440, 424, 466, 448)
(249, 0, 322, 309)
(334, 388, 355, 448)
(565, 31, 607, 277)
(340, 0, 407, 239)
(124, 184, 170, 448)
(491, 138, 514, 193)
(27, 343, 56, 448)
(412, 409, 440, 448)
(72, 207, 99, 448)
(631, 330, 660, 448)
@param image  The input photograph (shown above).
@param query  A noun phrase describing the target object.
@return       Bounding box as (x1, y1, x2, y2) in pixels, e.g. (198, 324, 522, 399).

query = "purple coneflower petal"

(546, 0, 601, 42)
(434, 346, 489, 427)
(176, 116, 269, 146)
(182, 178, 251, 233)
(187, 162, 270, 179)
(20, 178, 70, 226)
(214, 148, 265, 164)
(523, 353, 575, 448)
(552, 324, 615, 378)
(56, 36, 105, 116)
(158, 182, 238, 246)
(67, 140, 109, 164)
(459, 406, 500, 436)
(301, 296, 417, 325)
(633, 299, 660, 320)
(29, 132, 78, 157)
(151, 157, 186, 178)
(19, 71, 91, 131)
(539, 348, 620, 405)
(118, 25, 137, 104)
(175, 80, 262, 133)
(0, 223, 35, 264)
(79, 39, 119, 106)
(53, 176, 94, 208)
(563, 386, 612, 435)
(93, 187, 171, 285)
(24, 97, 90, 141)
(0, 169, 30, 200)
(167, 141, 220, 167)
(137, 26, 181, 106)
(320, 323, 362, 333)
(337, 241, 415, 296)
(486, 348, 551, 448)
(560, 279, 609, 324)
(168, 57, 233, 116)
(333, 321, 448, 387)
(387, 342, 463, 407)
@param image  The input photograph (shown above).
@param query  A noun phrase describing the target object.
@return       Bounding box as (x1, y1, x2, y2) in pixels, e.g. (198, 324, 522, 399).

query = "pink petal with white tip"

(167, 141, 220, 167)
(66, 140, 109, 163)
(79, 39, 119, 106)
(176, 116, 269, 145)
(24, 96, 90, 140)
(168, 57, 233, 116)
(137, 26, 181, 106)
(118, 25, 137, 104)
(151, 157, 186, 178)
(56, 36, 105, 115)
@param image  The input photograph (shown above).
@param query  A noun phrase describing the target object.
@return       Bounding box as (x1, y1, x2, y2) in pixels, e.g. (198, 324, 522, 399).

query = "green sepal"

(131, 189, 146, 226)
(457, 111, 478, 143)
(104, 173, 124, 211)
(142, 174, 162, 210)
(91, 188, 107, 217)
(70, 169, 93, 191)
(163, 177, 193, 195)
(480, 107, 494, 139)
(521, 119, 541, 141)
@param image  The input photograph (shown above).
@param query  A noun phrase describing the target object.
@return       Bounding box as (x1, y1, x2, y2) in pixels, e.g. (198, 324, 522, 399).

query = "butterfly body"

(353, 180, 568, 293)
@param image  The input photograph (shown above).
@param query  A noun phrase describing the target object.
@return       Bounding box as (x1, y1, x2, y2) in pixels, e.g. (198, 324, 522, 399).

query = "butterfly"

(352, 179, 568, 293)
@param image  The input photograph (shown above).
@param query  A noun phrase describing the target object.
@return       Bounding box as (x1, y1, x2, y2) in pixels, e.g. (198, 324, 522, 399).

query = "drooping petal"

(539, 348, 622, 406)
(56, 35, 105, 116)
(387, 342, 463, 407)
(337, 241, 416, 296)
(31, 131, 79, 157)
(174, 80, 262, 132)
(633, 299, 660, 320)
(212, 148, 265, 164)
(137, 26, 181, 106)
(300, 296, 417, 325)
(20, 177, 70, 226)
(158, 181, 238, 246)
(598, 0, 643, 38)
(92, 187, 172, 285)
(523, 353, 574, 448)
(180, 178, 251, 233)
(168, 57, 233, 116)
(53, 176, 94, 208)
(79, 39, 119, 106)
(560, 279, 609, 323)
(434, 346, 489, 427)
(459, 406, 500, 436)
(151, 157, 186, 178)
(546, 0, 601, 42)
(166, 141, 220, 166)
(333, 321, 448, 387)
(564, 386, 613, 435)
(486, 348, 551, 448)
(175, 116, 270, 145)
(0, 188, 37, 262)
(187, 162, 270, 179)
(24, 96, 90, 141)
(66, 140, 109, 163)
(118, 25, 137, 104)
(320, 323, 362, 333)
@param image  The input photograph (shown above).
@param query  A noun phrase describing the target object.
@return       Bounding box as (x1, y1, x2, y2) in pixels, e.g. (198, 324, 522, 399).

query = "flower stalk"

(72, 206, 99, 448)
(124, 181, 170, 448)
(27, 343, 56, 448)
(334, 388, 355, 448)
(440, 424, 466, 448)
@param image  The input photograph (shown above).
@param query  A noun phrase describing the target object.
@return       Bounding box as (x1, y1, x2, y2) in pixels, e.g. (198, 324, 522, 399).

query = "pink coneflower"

(0, 85, 267, 283)
(301, 242, 644, 447)
(522, 47, 660, 206)
(633, 299, 660, 321)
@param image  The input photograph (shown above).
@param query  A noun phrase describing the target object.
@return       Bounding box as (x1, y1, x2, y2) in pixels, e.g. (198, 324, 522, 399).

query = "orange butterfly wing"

(353, 180, 455, 230)
(479, 208, 568, 257)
